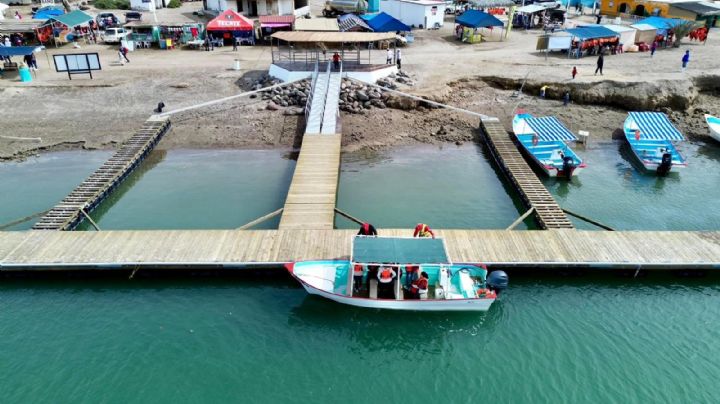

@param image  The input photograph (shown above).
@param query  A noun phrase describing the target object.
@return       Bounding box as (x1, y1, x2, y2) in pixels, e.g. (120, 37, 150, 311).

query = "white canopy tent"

(516, 4, 546, 14)
(604, 24, 636, 51)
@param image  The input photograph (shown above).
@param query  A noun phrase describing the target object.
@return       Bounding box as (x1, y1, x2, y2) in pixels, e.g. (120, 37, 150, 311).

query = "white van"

(102, 27, 128, 44)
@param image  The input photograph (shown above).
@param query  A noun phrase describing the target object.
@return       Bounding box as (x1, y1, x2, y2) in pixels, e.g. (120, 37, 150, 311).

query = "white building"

(130, 0, 165, 12)
(379, 0, 445, 29)
(204, 0, 308, 16)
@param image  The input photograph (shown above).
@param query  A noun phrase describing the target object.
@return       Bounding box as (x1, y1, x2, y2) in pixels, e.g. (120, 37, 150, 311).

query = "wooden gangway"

(32, 117, 171, 231)
(2, 229, 719, 271)
(480, 119, 574, 230)
(278, 64, 342, 230)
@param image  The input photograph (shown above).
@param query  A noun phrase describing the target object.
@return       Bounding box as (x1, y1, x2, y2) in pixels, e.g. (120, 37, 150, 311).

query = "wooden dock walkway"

(278, 134, 342, 229)
(32, 117, 171, 231)
(480, 119, 574, 230)
(2, 229, 719, 271)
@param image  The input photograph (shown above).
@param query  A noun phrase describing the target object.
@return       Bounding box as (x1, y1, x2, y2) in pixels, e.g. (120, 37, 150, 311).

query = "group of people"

(385, 48, 403, 69)
(354, 222, 435, 299)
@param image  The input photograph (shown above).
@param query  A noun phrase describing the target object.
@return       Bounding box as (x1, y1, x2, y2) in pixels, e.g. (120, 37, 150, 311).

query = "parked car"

(125, 11, 142, 23)
(96, 13, 119, 30)
(102, 27, 128, 44)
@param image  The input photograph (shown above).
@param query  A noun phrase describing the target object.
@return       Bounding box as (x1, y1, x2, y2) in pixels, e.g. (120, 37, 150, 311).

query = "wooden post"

(561, 208, 615, 231)
(237, 208, 284, 230)
(506, 207, 535, 230)
(80, 208, 101, 231)
(334, 208, 364, 226)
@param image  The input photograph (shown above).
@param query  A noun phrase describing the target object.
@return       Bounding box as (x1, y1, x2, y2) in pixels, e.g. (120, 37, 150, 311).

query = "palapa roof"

(271, 31, 395, 43)
(294, 18, 340, 31)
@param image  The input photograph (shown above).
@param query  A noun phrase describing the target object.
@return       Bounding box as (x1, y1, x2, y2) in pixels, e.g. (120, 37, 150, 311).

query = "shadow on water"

(76, 149, 168, 230)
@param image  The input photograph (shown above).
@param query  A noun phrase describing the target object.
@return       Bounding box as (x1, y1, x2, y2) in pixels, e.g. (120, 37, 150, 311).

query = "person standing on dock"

(332, 52, 341, 71)
(413, 223, 435, 238)
(386, 48, 393, 65)
(357, 222, 378, 236)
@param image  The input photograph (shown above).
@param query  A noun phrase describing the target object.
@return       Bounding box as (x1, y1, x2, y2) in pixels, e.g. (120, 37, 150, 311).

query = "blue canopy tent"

(365, 12, 411, 32)
(455, 10, 505, 41)
(524, 116, 577, 142)
(628, 112, 684, 141)
(564, 26, 618, 41)
(33, 7, 64, 20)
(636, 16, 686, 37)
(0, 45, 45, 58)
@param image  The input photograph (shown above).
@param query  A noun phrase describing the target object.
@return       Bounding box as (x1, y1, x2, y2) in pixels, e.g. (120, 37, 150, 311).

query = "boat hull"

(706, 114, 720, 143)
(300, 281, 496, 311)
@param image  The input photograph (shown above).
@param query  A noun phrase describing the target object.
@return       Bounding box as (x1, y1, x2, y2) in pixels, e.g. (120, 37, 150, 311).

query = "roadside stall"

(0, 20, 45, 45)
(603, 24, 636, 52)
(124, 21, 204, 49)
(513, 4, 545, 29)
(206, 9, 255, 46)
(455, 9, 504, 43)
(564, 25, 619, 57)
(42, 10, 95, 45)
(631, 23, 658, 47)
(636, 16, 685, 47)
(259, 15, 294, 41)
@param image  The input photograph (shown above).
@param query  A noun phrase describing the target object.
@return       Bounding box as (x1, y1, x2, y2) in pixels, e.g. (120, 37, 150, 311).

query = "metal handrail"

(304, 60, 320, 127)
(314, 61, 332, 133)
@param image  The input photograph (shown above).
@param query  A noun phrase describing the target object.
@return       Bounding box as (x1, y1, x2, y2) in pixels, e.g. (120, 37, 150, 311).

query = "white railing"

(304, 60, 320, 127)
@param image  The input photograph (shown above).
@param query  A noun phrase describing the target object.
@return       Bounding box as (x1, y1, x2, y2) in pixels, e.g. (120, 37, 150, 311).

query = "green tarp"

(352, 237, 450, 264)
(48, 10, 93, 27)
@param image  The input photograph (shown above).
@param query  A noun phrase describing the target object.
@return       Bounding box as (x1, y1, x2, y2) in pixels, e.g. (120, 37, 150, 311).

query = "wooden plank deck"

(1, 229, 719, 270)
(480, 119, 574, 229)
(278, 134, 342, 229)
(31, 117, 171, 231)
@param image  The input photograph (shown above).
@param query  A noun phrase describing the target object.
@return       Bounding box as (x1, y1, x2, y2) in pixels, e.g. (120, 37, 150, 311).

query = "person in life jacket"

(403, 265, 419, 289)
(377, 266, 396, 284)
(353, 264, 364, 293)
(413, 223, 435, 239)
(357, 222, 378, 236)
(408, 271, 429, 299)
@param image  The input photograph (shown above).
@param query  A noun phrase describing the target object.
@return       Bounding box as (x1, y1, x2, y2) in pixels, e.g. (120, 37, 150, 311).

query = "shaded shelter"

(42, 10, 94, 44)
(455, 10, 504, 42)
(338, 13, 372, 32)
(365, 11, 411, 32)
(207, 9, 255, 45)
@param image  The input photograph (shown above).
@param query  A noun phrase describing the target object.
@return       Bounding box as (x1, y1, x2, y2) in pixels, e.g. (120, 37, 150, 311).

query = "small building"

(668, 1, 720, 27)
(294, 17, 340, 31)
(599, 0, 682, 18)
(203, 0, 308, 17)
(130, 0, 165, 12)
(378, 0, 444, 29)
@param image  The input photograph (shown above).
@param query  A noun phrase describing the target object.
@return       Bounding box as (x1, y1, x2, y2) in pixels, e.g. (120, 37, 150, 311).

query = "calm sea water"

(2, 278, 719, 403)
(3, 144, 720, 402)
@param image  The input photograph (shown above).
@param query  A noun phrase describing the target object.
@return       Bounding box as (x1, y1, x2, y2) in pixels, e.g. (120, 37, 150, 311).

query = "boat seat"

(369, 279, 378, 299)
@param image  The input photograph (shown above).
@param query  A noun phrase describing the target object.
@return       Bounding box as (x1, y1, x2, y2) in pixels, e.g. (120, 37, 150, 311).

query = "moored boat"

(706, 114, 720, 143)
(512, 113, 586, 178)
(624, 111, 687, 175)
(285, 236, 509, 312)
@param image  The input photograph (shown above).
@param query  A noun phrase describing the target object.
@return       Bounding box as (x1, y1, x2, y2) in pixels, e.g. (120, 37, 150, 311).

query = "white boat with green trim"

(285, 236, 508, 311)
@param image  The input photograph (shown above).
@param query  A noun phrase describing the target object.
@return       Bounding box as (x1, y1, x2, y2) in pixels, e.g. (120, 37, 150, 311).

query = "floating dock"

(480, 119, 574, 229)
(278, 65, 342, 230)
(1, 229, 719, 271)
(32, 117, 171, 231)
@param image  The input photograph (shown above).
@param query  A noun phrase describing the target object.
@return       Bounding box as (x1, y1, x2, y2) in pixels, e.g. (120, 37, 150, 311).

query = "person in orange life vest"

(403, 265, 419, 289)
(413, 223, 435, 238)
(353, 264, 364, 293)
(357, 222, 377, 236)
(408, 271, 429, 299)
(377, 265, 397, 298)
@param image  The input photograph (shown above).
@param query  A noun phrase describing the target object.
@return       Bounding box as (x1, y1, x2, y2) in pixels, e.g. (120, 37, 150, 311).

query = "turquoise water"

(543, 140, 720, 230)
(0, 151, 112, 230)
(2, 278, 719, 403)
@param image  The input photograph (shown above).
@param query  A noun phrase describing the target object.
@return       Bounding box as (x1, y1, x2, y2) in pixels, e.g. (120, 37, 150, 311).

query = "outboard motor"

(562, 156, 576, 179)
(657, 153, 673, 176)
(486, 271, 509, 294)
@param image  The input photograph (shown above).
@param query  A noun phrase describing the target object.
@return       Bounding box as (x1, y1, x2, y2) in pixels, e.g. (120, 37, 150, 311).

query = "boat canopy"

(629, 112, 684, 141)
(524, 116, 577, 141)
(352, 236, 450, 265)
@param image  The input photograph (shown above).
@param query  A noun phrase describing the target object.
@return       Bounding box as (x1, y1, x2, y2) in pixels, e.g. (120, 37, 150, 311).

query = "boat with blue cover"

(624, 111, 687, 175)
(285, 236, 509, 311)
(512, 113, 586, 178)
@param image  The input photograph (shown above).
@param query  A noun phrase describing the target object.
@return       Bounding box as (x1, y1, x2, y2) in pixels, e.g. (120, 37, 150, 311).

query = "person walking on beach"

(396, 49, 402, 69)
(14, 11, 22, 20)
(120, 45, 130, 63)
(681, 50, 690, 72)
(386, 48, 393, 64)
(595, 14, 601, 24)
(650, 41, 657, 57)
(233, 36, 239, 51)
(563, 91, 570, 106)
(572, 66, 577, 79)
(595, 53, 604, 75)
(540, 85, 547, 98)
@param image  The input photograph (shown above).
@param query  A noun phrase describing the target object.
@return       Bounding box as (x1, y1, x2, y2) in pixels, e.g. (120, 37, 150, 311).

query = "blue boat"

(624, 112, 687, 175)
(512, 113, 586, 178)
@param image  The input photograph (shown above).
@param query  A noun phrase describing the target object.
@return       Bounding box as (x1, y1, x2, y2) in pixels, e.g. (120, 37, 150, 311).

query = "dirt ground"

(1, 3, 719, 160)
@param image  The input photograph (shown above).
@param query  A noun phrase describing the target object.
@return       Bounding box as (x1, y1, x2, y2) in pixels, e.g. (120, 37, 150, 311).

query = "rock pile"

(339, 80, 389, 114)
(376, 70, 415, 89)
